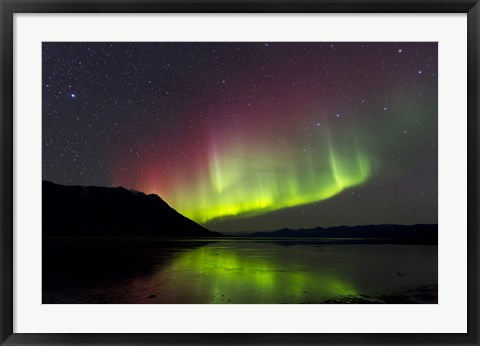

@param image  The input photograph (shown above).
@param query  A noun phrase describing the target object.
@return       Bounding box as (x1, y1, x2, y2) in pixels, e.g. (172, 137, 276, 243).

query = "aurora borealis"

(165, 124, 370, 224)
(42, 42, 438, 232)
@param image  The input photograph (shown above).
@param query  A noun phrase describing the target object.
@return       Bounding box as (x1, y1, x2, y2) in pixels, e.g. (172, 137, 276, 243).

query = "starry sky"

(42, 42, 438, 233)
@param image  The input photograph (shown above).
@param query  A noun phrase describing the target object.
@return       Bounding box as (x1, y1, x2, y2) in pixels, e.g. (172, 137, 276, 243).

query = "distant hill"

(43, 181, 221, 237)
(250, 224, 437, 244)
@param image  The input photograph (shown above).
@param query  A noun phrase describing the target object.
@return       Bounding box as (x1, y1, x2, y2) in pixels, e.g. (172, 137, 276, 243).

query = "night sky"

(42, 42, 437, 233)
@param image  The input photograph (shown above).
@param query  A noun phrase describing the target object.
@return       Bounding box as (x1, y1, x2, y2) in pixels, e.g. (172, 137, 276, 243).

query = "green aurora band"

(168, 127, 371, 224)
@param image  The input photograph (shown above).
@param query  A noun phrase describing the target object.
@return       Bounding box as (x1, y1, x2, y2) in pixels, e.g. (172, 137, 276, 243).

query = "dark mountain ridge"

(43, 181, 221, 237)
(250, 224, 437, 244)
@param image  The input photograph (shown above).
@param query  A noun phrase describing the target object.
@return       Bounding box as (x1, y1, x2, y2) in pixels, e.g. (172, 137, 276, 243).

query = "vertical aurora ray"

(167, 124, 371, 224)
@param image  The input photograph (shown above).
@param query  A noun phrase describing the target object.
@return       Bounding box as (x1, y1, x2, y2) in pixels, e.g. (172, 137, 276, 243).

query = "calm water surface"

(43, 238, 437, 304)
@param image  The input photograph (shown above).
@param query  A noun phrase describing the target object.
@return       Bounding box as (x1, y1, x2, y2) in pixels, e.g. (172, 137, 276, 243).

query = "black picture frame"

(1, 1, 478, 345)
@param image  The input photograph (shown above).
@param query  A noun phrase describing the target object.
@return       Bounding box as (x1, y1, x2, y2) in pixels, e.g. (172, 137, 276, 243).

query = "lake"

(43, 238, 437, 304)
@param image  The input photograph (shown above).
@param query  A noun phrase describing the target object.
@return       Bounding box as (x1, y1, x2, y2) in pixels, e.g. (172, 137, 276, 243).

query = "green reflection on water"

(164, 243, 357, 303)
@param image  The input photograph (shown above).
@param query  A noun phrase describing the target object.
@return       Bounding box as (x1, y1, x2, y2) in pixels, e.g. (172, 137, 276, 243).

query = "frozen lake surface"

(43, 238, 437, 304)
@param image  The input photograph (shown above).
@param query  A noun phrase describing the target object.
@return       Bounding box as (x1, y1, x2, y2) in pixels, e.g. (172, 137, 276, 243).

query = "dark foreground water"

(43, 238, 437, 304)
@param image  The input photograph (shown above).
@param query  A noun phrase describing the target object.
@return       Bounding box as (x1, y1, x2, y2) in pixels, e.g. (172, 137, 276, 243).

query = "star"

(42, 42, 438, 233)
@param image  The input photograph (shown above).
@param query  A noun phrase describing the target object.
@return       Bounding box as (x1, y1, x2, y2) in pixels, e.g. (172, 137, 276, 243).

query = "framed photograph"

(1, 0, 478, 345)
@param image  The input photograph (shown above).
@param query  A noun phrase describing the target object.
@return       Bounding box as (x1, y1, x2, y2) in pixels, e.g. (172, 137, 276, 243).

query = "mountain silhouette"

(250, 224, 437, 244)
(42, 181, 221, 237)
